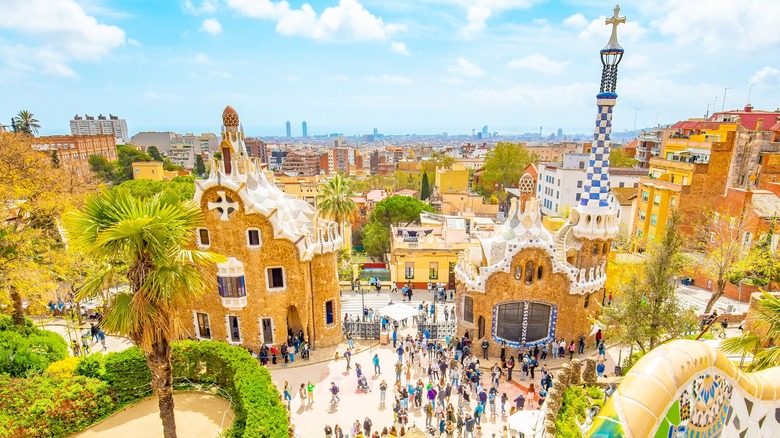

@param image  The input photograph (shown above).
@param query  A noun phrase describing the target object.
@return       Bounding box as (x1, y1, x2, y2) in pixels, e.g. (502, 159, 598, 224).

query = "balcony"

(392, 239, 473, 251)
(640, 176, 684, 192)
(221, 295, 247, 311)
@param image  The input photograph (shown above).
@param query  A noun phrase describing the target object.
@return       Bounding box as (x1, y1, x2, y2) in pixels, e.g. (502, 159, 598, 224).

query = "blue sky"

(1, 0, 779, 137)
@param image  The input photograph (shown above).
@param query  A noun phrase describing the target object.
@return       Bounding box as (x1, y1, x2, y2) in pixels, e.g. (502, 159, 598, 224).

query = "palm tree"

(12, 110, 41, 135)
(64, 190, 223, 438)
(317, 174, 358, 232)
(721, 291, 780, 371)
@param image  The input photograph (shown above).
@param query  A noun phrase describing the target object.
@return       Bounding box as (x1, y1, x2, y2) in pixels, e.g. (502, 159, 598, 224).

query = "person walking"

(363, 417, 372, 436)
(395, 361, 403, 382)
(299, 384, 307, 407)
(512, 393, 525, 414)
(379, 380, 387, 404)
(598, 341, 606, 360)
(500, 392, 508, 415)
(578, 333, 586, 355)
(568, 340, 575, 360)
(373, 354, 381, 375)
(281, 343, 289, 364)
(283, 381, 292, 410)
(347, 332, 354, 349)
(345, 348, 352, 371)
(464, 414, 476, 438)
(506, 356, 515, 381)
(307, 381, 315, 405)
(330, 382, 340, 406)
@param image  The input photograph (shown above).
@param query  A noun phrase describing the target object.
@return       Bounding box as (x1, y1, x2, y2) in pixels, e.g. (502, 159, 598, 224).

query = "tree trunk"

(147, 340, 177, 438)
(703, 280, 726, 314)
(10, 288, 25, 326)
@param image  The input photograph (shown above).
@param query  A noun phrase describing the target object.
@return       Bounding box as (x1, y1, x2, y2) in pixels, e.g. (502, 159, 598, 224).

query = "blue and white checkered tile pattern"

(580, 104, 614, 208)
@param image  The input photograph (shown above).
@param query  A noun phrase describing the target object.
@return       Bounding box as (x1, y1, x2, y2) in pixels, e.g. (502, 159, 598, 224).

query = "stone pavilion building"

(177, 106, 343, 349)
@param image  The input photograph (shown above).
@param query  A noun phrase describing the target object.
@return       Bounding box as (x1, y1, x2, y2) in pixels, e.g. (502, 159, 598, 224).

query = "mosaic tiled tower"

(566, 5, 624, 270)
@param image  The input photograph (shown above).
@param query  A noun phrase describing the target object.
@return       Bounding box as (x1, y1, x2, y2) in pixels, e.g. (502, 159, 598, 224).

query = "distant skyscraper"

(373, 128, 378, 136)
(302, 121, 308, 138)
(285, 121, 291, 137)
(557, 128, 563, 138)
(70, 113, 129, 144)
(482, 125, 488, 136)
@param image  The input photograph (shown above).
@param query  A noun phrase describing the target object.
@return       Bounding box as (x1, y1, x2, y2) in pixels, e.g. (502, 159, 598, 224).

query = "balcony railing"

(221, 296, 247, 311)
(392, 240, 473, 250)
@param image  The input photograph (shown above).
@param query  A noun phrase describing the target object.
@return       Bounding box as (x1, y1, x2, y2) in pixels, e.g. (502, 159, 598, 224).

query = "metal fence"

(417, 321, 458, 340)
(343, 320, 381, 339)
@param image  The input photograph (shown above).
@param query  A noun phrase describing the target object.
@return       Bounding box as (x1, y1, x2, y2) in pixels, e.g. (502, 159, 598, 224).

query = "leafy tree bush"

(0, 317, 68, 377)
(103, 348, 151, 403)
(555, 385, 603, 438)
(0, 374, 114, 437)
(45, 357, 79, 378)
(75, 353, 104, 379)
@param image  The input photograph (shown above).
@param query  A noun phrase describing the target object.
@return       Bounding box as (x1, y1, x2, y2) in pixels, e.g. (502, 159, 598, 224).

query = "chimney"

(756, 118, 764, 131)
(744, 104, 753, 112)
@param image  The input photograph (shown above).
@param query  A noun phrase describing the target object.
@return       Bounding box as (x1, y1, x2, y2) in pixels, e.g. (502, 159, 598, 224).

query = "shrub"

(0, 374, 115, 437)
(555, 385, 603, 438)
(172, 341, 288, 438)
(46, 357, 80, 378)
(0, 320, 68, 377)
(103, 348, 151, 403)
(75, 353, 104, 379)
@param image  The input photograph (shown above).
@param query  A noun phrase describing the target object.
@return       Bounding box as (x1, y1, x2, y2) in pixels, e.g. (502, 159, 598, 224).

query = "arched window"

(524, 261, 534, 285)
(602, 242, 609, 254)
(515, 266, 522, 280)
(537, 265, 544, 280)
(592, 244, 599, 255)
(584, 294, 590, 308)
(478, 316, 486, 340)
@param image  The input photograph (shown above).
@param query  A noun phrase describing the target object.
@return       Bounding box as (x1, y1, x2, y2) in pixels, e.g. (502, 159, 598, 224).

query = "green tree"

(478, 142, 537, 194)
(317, 174, 358, 233)
(11, 110, 41, 135)
(600, 211, 695, 353)
(609, 146, 638, 168)
(362, 221, 391, 260)
(721, 291, 780, 371)
(420, 172, 431, 200)
(117, 144, 153, 182)
(194, 155, 206, 177)
(110, 176, 195, 203)
(727, 225, 780, 287)
(147, 146, 164, 162)
(51, 150, 60, 168)
(64, 190, 223, 438)
(88, 155, 120, 184)
(371, 195, 434, 227)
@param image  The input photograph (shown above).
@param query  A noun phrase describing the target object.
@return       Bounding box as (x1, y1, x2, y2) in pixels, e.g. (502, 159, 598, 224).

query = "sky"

(1, 0, 779, 138)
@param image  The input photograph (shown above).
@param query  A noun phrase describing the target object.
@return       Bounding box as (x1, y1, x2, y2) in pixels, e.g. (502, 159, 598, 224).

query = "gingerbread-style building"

(454, 11, 625, 356)
(178, 106, 343, 349)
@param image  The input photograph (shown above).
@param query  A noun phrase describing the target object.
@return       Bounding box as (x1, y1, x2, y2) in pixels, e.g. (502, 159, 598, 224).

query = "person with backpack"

(330, 382, 340, 406)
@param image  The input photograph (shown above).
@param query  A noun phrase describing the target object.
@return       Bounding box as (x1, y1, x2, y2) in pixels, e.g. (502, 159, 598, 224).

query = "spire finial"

(605, 5, 626, 49)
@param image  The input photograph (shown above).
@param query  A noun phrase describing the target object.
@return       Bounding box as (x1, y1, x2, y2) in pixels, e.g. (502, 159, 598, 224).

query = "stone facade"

(176, 106, 343, 351)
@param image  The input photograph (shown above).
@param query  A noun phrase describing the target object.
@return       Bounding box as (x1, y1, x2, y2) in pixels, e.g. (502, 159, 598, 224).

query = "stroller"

(358, 375, 371, 392)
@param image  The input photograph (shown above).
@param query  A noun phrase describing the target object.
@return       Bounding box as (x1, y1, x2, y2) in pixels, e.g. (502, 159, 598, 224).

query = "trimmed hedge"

(172, 341, 288, 438)
(0, 374, 114, 438)
(103, 348, 152, 403)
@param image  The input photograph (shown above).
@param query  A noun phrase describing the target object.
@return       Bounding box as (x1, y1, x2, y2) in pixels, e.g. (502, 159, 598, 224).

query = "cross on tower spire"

(605, 5, 626, 49)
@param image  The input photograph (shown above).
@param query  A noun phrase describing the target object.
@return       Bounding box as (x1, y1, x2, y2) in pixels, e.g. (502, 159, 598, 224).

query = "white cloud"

(199, 18, 222, 35)
(194, 53, 211, 63)
(184, 0, 218, 14)
(390, 41, 410, 55)
(647, 0, 780, 51)
(442, 77, 463, 85)
(562, 13, 588, 29)
(459, 0, 543, 37)
(508, 54, 568, 74)
(448, 56, 486, 77)
(226, 0, 404, 42)
(0, 0, 125, 77)
(750, 66, 780, 87)
(127, 38, 141, 46)
(332, 74, 350, 81)
(208, 70, 233, 78)
(366, 74, 413, 84)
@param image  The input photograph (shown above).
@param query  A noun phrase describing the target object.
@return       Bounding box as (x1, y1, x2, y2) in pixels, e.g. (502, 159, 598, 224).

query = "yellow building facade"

(389, 213, 478, 289)
(435, 163, 469, 194)
(176, 106, 344, 350)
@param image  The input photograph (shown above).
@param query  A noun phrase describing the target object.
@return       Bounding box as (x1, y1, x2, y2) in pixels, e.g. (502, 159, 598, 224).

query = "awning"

(379, 303, 419, 321)
(507, 409, 541, 435)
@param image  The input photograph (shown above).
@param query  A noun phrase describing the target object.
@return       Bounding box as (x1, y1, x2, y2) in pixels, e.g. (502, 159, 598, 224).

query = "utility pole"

(722, 87, 732, 112)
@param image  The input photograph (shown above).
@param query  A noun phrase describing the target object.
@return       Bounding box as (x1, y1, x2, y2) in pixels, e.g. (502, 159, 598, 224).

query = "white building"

(70, 114, 129, 144)
(537, 153, 644, 224)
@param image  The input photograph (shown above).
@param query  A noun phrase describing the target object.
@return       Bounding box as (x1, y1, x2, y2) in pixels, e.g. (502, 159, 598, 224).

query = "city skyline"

(1, 0, 778, 137)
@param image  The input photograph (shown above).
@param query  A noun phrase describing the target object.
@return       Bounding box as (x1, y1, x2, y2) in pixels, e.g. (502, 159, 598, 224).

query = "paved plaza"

(270, 288, 620, 437)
